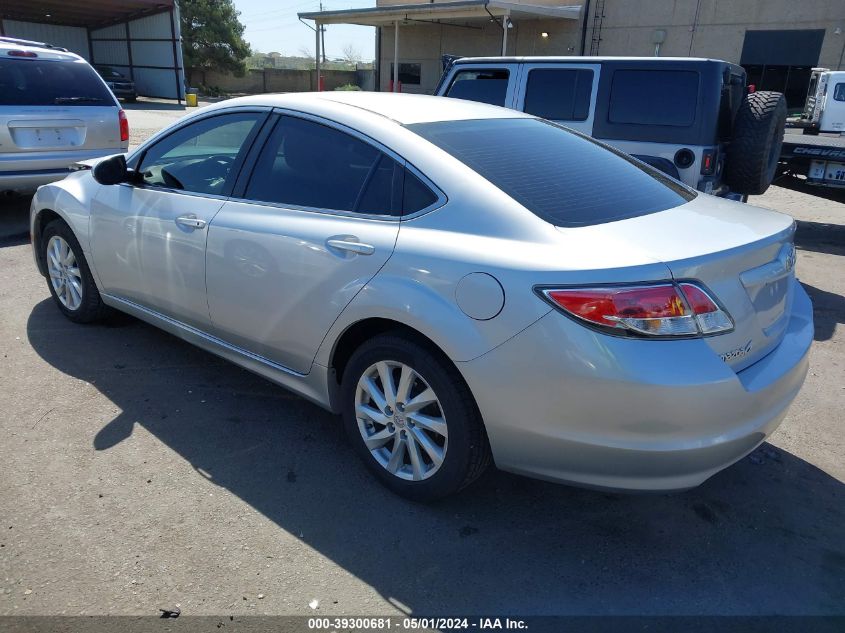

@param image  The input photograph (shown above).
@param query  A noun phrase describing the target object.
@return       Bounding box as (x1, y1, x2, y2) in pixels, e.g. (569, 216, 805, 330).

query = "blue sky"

(234, 0, 378, 60)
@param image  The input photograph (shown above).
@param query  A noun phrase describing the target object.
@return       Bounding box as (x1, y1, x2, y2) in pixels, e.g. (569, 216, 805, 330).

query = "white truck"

(780, 68, 845, 189)
(795, 68, 845, 135)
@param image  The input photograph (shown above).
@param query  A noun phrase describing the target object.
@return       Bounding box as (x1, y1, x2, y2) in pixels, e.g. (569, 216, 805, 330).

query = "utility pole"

(319, 2, 327, 62)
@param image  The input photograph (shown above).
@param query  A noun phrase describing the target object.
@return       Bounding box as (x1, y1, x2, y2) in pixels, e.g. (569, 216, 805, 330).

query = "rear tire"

(725, 91, 787, 196)
(341, 333, 491, 501)
(42, 220, 108, 323)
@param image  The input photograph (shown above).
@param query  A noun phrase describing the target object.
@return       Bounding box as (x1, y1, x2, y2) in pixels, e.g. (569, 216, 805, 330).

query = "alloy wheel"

(46, 235, 83, 311)
(354, 361, 448, 481)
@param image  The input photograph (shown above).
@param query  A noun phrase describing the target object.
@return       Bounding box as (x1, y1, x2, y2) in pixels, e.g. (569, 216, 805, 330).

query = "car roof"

(203, 91, 532, 125)
(0, 39, 83, 62)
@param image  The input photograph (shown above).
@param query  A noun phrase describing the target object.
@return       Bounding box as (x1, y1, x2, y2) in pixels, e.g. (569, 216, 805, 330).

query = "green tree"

(180, 0, 251, 75)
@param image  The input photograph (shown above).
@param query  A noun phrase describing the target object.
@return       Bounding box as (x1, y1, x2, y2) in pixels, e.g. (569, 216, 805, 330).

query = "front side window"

(608, 70, 699, 127)
(138, 113, 262, 196)
(0, 58, 113, 106)
(446, 69, 510, 107)
(523, 69, 594, 121)
(244, 116, 402, 215)
(409, 118, 695, 227)
(834, 83, 845, 102)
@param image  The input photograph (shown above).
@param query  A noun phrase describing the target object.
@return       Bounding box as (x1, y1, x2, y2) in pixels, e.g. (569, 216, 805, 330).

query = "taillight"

(118, 109, 129, 142)
(539, 282, 733, 337)
(8, 50, 38, 58)
(701, 149, 716, 175)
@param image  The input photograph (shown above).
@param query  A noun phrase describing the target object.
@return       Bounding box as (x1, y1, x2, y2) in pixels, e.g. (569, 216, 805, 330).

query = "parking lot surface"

(0, 105, 843, 616)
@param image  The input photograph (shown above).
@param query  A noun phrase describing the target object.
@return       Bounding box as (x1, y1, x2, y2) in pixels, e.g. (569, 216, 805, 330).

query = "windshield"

(407, 118, 696, 227)
(0, 58, 114, 106)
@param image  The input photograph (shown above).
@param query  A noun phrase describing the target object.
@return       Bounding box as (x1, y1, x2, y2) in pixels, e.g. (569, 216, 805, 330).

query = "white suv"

(0, 37, 129, 196)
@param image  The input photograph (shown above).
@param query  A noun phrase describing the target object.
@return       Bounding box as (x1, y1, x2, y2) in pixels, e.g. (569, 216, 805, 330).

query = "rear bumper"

(0, 148, 124, 194)
(459, 280, 813, 492)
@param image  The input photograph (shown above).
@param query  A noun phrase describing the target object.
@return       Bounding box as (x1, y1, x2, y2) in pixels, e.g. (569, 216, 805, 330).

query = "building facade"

(303, 0, 845, 105)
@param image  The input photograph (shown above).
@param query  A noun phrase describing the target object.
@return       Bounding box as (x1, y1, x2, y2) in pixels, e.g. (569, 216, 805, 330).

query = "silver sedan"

(29, 92, 813, 500)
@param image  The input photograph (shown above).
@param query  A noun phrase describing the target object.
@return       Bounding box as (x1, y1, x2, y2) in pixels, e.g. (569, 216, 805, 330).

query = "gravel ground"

(0, 113, 843, 617)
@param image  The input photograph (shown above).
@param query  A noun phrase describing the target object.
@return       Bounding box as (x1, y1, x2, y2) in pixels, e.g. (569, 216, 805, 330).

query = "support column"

(501, 12, 509, 55)
(315, 21, 321, 91)
(393, 20, 399, 92)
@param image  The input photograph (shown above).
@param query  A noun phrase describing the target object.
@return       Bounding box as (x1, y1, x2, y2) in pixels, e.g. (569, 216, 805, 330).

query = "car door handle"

(175, 215, 207, 230)
(326, 238, 375, 255)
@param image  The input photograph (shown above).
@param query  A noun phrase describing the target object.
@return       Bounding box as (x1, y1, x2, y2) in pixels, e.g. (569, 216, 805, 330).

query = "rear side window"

(608, 70, 699, 127)
(834, 83, 845, 101)
(0, 58, 113, 106)
(446, 69, 509, 106)
(523, 69, 593, 121)
(245, 116, 402, 215)
(403, 170, 438, 213)
(408, 118, 695, 227)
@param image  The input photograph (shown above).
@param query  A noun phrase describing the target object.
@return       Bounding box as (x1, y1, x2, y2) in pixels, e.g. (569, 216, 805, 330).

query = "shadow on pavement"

(795, 220, 845, 258)
(802, 283, 845, 342)
(123, 99, 186, 112)
(25, 298, 845, 615)
(0, 196, 31, 246)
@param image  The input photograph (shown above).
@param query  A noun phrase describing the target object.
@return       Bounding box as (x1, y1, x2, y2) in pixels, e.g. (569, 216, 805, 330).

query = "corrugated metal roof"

(1, 0, 174, 28)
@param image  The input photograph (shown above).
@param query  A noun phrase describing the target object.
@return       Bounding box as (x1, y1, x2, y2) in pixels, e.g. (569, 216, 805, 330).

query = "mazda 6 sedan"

(30, 92, 813, 500)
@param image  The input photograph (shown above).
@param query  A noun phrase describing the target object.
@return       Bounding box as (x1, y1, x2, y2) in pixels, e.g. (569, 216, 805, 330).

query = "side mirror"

(92, 154, 129, 185)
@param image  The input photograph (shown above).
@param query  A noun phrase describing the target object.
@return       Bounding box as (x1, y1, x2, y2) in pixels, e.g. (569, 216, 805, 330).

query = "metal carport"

(0, 0, 185, 101)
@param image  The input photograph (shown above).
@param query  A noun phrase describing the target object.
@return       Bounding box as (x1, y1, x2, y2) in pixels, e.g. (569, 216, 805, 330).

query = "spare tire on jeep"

(725, 91, 787, 196)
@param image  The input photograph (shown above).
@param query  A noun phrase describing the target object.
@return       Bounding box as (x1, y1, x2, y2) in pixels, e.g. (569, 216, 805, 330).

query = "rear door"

(205, 112, 408, 374)
(514, 62, 600, 134)
(440, 63, 520, 109)
(0, 56, 124, 170)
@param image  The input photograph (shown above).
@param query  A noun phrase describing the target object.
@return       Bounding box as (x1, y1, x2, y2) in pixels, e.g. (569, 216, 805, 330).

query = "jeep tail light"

(118, 109, 129, 142)
(539, 282, 733, 337)
(701, 149, 716, 175)
(8, 50, 38, 58)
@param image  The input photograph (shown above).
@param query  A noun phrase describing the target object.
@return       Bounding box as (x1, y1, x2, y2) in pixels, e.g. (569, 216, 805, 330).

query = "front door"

(206, 113, 404, 374)
(90, 110, 266, 329)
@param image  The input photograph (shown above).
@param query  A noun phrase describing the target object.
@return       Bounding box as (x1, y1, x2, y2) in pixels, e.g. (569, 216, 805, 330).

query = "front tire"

(341, 333, 491, 501)
(42, 220, 107, 323)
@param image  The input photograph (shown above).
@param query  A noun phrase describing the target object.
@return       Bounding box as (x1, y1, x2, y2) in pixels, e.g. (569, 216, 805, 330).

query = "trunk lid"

(559, 195, 796, 370)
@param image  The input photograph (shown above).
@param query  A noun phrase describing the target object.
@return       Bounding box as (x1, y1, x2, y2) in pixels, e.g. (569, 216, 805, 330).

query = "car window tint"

(608, 70, 699, 126)
(357, 154, 402, 216)
(403, 169, 438, 213)
(409, 118, 695, 227)
(446, 69, 510, 106)
(0, 58, 113, 106)
(245, 116, 396, 214)
(138, 113, 261, 195)
(523, 69, 593, 121)
(834, 83, 845, 101)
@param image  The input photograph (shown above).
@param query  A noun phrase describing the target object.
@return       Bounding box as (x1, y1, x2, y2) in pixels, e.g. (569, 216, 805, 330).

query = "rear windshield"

(0, 58, 114, 106)
(408, 118, 695, 227)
